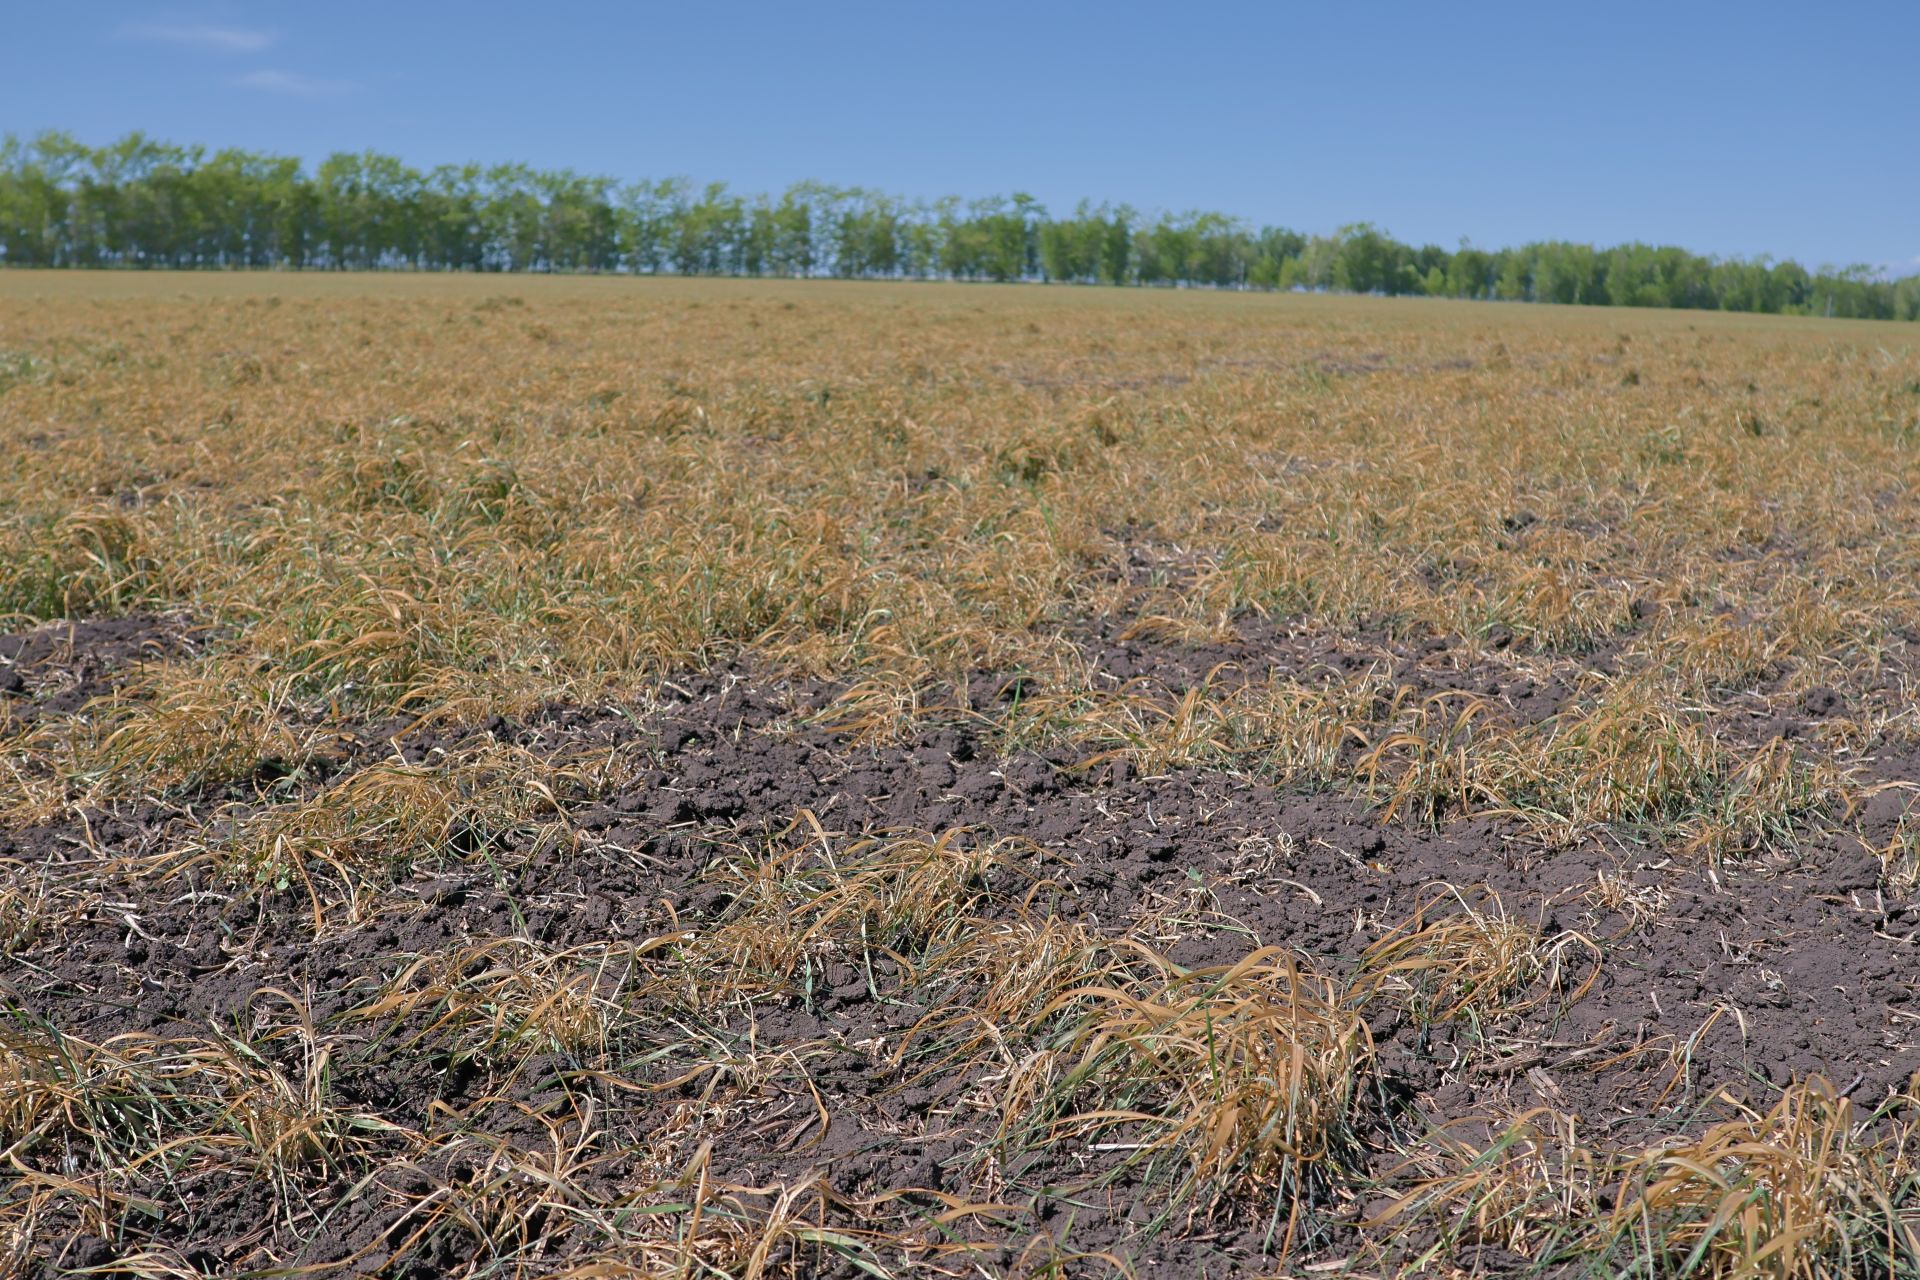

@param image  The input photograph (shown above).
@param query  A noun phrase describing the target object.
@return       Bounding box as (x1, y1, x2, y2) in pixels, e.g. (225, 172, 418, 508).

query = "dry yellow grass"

(5, 270, 1920, 1277)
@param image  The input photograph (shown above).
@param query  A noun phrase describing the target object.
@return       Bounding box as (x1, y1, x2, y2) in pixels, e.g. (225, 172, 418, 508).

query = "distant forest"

(6, 131, 1917, 320)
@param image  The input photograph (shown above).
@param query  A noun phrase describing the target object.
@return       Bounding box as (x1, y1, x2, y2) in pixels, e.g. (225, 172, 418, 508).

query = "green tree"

(6, 129, 1919, 324)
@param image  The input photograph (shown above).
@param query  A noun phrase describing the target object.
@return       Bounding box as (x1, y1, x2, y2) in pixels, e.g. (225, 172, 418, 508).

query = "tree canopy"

(5, 131, 1916, 321)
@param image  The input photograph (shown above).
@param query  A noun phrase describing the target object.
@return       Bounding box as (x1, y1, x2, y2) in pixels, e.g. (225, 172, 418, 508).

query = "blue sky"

(5, 2, 1916, 271)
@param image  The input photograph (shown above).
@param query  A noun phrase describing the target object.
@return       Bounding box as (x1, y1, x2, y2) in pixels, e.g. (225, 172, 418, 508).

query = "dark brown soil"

(5, 609, 1917, 1277)
(0, 612, 204, 727)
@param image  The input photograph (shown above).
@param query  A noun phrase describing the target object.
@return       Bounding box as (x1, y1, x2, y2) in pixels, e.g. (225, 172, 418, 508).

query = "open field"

(5, 269, 1920, 1277)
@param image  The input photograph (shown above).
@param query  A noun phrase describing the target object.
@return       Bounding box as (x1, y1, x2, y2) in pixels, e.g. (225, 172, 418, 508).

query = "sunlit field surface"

(6, 270, 1920, 1277)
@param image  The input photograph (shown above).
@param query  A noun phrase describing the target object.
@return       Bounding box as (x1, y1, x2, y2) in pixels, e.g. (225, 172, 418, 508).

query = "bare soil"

(5, 607, 1917, 1276)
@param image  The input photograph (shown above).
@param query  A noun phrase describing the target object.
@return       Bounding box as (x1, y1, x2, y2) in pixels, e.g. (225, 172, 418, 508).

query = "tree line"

(5, 131, 1916, 321)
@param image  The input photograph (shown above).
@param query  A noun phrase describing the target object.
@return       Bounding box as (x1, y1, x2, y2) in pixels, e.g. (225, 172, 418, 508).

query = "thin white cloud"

(234, 69, 358, 98)
(119, 22, 275, 53)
